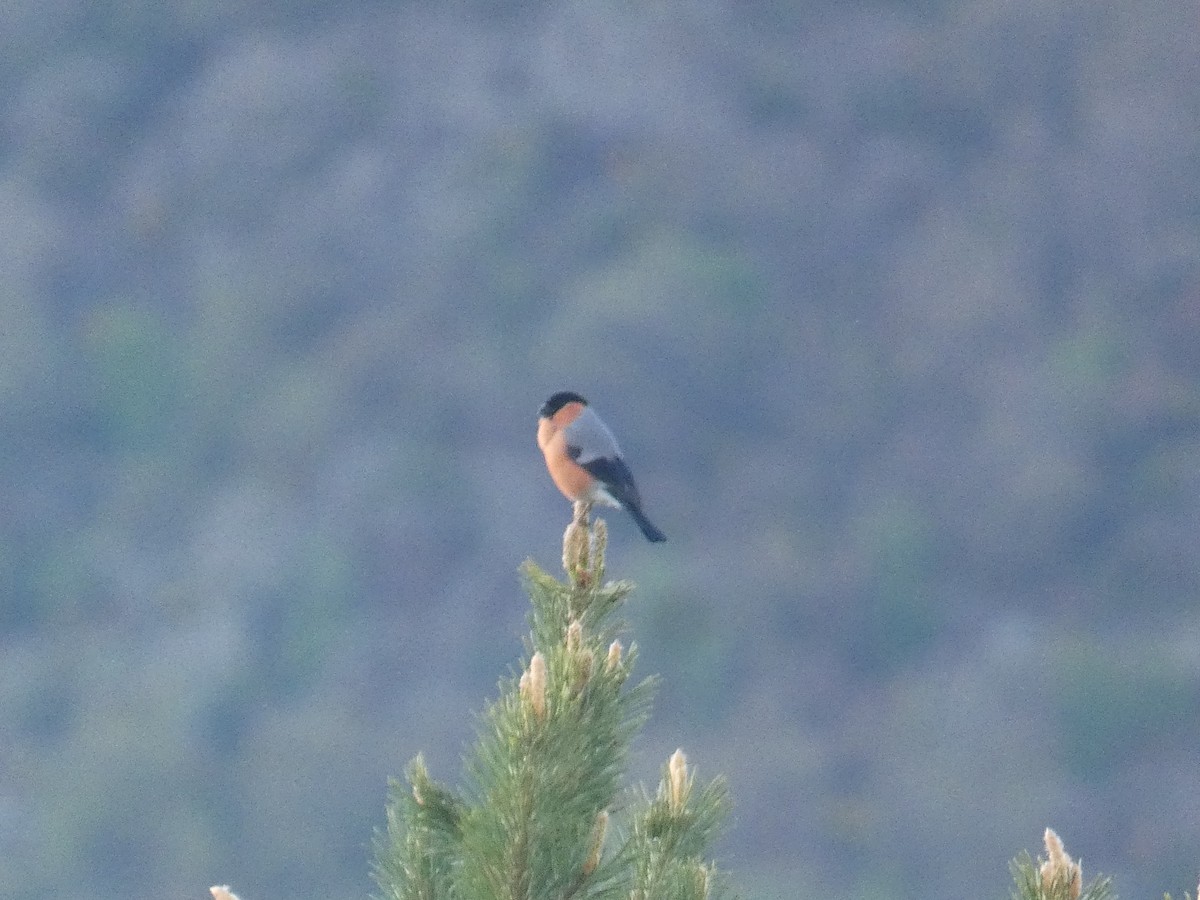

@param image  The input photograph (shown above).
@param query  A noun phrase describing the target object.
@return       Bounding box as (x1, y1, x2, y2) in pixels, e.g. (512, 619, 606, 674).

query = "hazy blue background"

(2, 1, 1198, 898)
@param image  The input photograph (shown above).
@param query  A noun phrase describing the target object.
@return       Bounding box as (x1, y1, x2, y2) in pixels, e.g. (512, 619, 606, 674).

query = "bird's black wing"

(577, 454, 643, 509)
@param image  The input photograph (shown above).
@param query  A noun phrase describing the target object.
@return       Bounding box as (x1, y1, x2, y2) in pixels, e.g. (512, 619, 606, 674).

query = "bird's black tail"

(626, 503, 667, 543)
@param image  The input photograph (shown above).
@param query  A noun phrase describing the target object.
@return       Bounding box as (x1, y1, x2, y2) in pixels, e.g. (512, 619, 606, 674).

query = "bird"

(537, 391, 667, 542)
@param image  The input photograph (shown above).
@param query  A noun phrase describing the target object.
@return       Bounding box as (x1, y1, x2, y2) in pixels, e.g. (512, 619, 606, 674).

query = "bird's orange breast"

(537, 401, 593, 501)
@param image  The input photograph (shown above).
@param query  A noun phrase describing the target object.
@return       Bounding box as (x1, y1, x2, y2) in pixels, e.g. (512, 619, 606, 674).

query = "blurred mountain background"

(2, 1, 1198, 898)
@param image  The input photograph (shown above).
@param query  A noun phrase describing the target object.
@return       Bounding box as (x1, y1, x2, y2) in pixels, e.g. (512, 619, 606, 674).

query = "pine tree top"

(373, 501, 734, 900)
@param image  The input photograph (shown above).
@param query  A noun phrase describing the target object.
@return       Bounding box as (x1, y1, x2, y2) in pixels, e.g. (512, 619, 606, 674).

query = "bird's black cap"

(539, 391, 588, 418)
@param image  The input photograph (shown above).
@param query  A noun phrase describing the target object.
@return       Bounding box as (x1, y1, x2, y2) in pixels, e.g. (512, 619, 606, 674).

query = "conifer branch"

(1009, 829, 1113, 900)
(625, 750, 731, 900)
(373, 756, 463, 900)
(1162, 882, 1199, 900)
(373, 507, 733, 900)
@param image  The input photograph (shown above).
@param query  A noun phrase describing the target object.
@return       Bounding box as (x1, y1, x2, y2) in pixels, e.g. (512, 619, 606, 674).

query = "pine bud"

(521, 652, 548, 722)
(409, 754, 429, 805)
(668, 749, 691, 814)
(1040, 828, 1082, 900)
(582, 809, 608, 876)
(573, 498, 592, 526)
(605, 640, 623, 672)
(567, 619, 583, 652)
(563, 518, 587, 579)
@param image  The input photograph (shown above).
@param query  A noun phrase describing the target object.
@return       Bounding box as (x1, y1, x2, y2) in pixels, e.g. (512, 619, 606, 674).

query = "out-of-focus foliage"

(0, 0, 1197, 899)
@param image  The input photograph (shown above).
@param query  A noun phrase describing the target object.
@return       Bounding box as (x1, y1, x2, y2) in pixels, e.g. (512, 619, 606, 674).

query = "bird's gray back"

(563, 407, 622, 464)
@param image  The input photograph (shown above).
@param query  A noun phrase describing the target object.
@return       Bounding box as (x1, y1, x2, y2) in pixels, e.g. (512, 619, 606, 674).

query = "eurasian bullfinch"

(537, 391, 667, 543)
